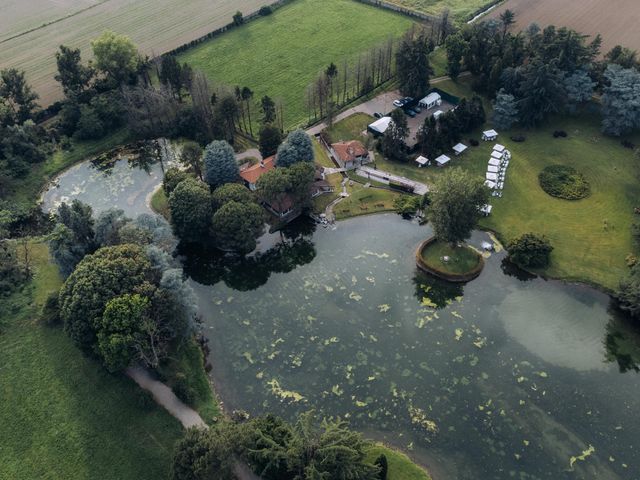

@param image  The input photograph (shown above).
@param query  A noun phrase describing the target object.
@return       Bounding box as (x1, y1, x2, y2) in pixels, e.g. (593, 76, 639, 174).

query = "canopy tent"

(415, 155, 429, 167)
(487, 165, 499, 173)
(433, 110, 444, 120)
(484, 180, 497, 189)
(486, 172, 498, 181)
(368, 116, 392, 135)
(490, 150, 504, 160)
(482, 129, 499, 141)
(488, 158, 501, 167)
(419, 92, 442, 109)
(434, 154, 451, 166)
(493, 144, 506, 153)
(480, 204, 493, 216)
(452, 143, 468, 156)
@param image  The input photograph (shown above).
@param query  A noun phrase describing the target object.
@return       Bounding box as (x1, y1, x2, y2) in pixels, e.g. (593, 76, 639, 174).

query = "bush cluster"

(553, 130, 568, 138)
(538, 164, 591, 200)
(510, 135, 526, 142)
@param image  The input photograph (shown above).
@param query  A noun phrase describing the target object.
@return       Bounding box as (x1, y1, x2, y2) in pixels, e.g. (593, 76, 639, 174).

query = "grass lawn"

(371, 76, 640, 289)
(420, 240, 481, 275)
(365, 444, 431, 480)
(429, 47, 448, 78)
(335, 183, 403, 220)
(177, 0, 414, 130)
(7, 128, 130, 208)
(325, 113, 373, 143)
(0, 242, 182, 480)
(150, 187, 171, 220)
(386, 0, 494, 21)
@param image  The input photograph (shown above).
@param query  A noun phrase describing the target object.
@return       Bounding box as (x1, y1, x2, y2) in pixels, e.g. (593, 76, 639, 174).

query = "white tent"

(433, 110, 444, 120)
(452, 143, 468, 156)
(480, 204, 493, 216)
(482, 129, 498, 141)
(368, 116, 392, 135)
(435, 154, 451, 166)
(493, 144, 506, 153)
(488, 158, 501, 167)
(415, 155, 429, 167)
(487, 165, 499, 173)
(490, 150, 503, 160)
(486, 172, 498, 181)
(419, 92, 442, 109)
(484, 180, 497, 189)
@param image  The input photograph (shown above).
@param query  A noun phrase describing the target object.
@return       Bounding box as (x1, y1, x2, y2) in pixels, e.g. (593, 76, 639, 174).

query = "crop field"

(386, 0, 494, 21)
(0, 0, 267, 105)
(490, 0, 640, 53)
(177, 0, 414, 130)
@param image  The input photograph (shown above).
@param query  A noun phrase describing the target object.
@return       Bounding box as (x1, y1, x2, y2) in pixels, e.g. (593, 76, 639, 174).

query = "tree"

(212, 201, 264, 254)
(618, 264, 640, 319)
(444, 34, 467, 80)
(507, 233, 553, 268)
(605, 45, 639, 69)
(0, 69, 39, 126)
(381, 109, 408, 162)
(180, 141, 203, 179)
(159, 55, 184, 98)
(428, 168, 489, 244)
(276, 129, 314, 167)
(168, 178, 213, 243)
(55, 45, 94, 99)
(91, 30, 140, 87)
(94, 208, 129, 247)
(211, 183, 255, 210)
(190, 71, 215, 142)
(601, 65, 640, 136)
(374, 454, 388, 480)
(396, 32, 433, 98)
(563, 69, 595, 113)
(97, 293, 151, 372)
(492, 89, 519, 130)
(261, 95, 277, 124)
(256, 168, 291, 212)
(499, 9, 516, 37)
(241, 87, 254, 136)
(163, 168, 192, 195)
(516, 60, 566, 126)
(259, 124, 283, 158)
(59, 244, 152, 352)
(286, 162, 316, 207)
(75, 104, 104, 139)
(49, 200, 96, 276)
(203, 140, 239, 189)
(233, 11, 244, 26)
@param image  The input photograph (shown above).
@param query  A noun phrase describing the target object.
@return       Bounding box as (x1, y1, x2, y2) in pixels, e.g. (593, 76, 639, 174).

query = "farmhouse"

(419, 92, 442, 110)
(240, 156, 275, 190)
(331, 140, 370, 169)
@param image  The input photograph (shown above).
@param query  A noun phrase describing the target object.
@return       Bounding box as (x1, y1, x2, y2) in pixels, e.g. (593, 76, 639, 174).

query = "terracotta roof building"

(239, 156, 275, 190)
(330, 140, 370, 169)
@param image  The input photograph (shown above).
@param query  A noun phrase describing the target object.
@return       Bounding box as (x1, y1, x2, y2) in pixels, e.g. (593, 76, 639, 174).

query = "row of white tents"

(484, 144, 511, 191)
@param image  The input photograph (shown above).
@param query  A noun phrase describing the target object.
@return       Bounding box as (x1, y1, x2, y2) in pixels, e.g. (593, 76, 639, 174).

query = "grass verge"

(419, 240, 481, 275)
(325, 113, 373, 143)
(0, 241, 182, 480)
(150, 187, 170, 220)
(365, 443, 431, 480)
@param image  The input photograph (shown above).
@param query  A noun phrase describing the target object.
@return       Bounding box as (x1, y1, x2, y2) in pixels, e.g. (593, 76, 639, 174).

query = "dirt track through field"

(0, 0, 266, 105)
(490, 0, 640, 54)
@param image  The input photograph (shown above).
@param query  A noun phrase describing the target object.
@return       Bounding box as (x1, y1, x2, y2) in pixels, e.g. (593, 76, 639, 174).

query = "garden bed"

(416, 237, 484, 282)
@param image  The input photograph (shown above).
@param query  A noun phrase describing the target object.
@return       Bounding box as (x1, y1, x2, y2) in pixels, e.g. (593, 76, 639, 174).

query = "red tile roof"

(240, 156, 275, 185)
(331, 141, 367, 163)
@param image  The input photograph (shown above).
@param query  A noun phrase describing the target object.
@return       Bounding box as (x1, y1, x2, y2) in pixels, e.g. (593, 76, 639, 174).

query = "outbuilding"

(452, 143, 468, 156)
(435, 154, 451, 167)
(419, 92, 442, 109)
(482, 129, 499, 141)
(368, 116, 392, 136)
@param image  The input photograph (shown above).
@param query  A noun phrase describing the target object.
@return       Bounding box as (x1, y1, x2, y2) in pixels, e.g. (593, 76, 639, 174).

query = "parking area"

(404, 99, 457, 148)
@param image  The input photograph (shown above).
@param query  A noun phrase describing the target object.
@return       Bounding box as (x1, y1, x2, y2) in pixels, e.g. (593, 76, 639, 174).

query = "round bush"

(510, 135, 526, 142)
(538, 165, 590, 200)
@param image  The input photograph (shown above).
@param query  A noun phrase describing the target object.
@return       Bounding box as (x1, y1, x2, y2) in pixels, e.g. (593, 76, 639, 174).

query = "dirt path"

(126, 366, 206, 429)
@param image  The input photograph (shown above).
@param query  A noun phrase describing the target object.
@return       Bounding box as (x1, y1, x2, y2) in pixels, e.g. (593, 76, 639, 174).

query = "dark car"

(405, 109, 417, 118)
(373, 112, 384, 119)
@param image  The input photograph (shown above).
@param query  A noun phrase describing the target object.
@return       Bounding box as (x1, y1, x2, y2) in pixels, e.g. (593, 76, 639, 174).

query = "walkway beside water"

(356, 166, 429, 195)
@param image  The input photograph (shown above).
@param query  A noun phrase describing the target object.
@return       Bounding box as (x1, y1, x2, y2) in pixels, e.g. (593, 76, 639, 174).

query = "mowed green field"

(0, 243, 183, 479)
(343, 78, 640, 290)
(386, 0, 494, 21)
(0, 0, 267, 104)
(178, 0, 414, 130)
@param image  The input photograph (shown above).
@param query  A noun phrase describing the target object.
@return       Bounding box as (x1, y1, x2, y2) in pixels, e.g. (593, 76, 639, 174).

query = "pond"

(43, 155, 640, 480)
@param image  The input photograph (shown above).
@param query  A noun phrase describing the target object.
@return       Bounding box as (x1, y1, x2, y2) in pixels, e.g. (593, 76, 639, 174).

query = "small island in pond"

(417, 237, 484, 282)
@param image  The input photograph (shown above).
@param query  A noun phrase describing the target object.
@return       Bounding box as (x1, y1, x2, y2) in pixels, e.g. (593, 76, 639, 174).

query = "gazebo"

(490, 150, 504, 160)
(487, 165, 499, 173)
(482, 129, 499, 141)
(484, 180, 497, 189)
(435, 154, 451, 167)
(415, 155, 429, 167)
(488, 158, 501, 167)
(493, 144, 506, 153)
(452, 143, 468, 156)
(486, 172, 498, 181)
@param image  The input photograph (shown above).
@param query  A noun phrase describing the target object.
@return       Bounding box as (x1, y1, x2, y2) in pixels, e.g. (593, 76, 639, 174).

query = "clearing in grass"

(0, 242, 182, 480)
(386, 0, 496, 21)
(177, 0, 414, 130)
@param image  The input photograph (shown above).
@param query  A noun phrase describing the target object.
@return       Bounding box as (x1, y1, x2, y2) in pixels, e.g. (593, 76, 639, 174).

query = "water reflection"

(500, 257, 537, 281)
(605, 304, 640, 373)
(412, 269, 464, 309)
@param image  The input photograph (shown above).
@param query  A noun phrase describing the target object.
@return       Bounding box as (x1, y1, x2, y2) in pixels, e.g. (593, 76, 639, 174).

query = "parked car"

(405, 109, 417, 118)
(413, 105, 422, 113)
(373, 112, 384, 118)
(392, 99, 404, 107)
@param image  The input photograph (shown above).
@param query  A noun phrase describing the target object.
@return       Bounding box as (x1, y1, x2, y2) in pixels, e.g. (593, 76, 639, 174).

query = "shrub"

(622, 140, 635, 149)
(510, 135, 526, 142)
(374, 454, 388, 480)
(507, 233, 553, 269)
(633, 222, 640, 247)
(553, 130, 568, 138)
(393, 195, 421, 217)
(258, 5, 273, 15)
(469, 138, 479, 146)
(538, 165, 590, 200)
(40, 290, 61, 326)
(163, 168, 192, 195)
(172, 372, 196, 405)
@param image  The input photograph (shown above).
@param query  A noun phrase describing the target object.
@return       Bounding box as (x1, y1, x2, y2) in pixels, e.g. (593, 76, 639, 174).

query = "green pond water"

(43, 156, 640, 479)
